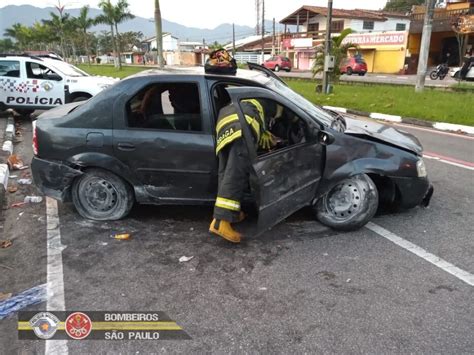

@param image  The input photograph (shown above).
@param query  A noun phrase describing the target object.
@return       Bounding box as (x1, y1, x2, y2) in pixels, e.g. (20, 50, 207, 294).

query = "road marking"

(394, 123, 474, 140)
(366, 222, 474, 287)
(396, 76, 409, 80)
(423, 151, 474, 171)
(46, 197, 68, 354)
(376, 75, 387, 78)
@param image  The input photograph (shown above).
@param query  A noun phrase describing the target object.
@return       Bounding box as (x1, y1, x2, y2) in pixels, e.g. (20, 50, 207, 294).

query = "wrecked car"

(31, 65, 433, 233)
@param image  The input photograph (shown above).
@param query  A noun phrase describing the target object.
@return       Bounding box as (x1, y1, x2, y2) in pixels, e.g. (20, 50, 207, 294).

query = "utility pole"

(255, 0, 261, 35)
(232, 23, 236, 54)
(272, 17, 276, 55)
(322, 0, 333, 94)
(415, 0, 436, 92)
(154, 0, 164, 68)
(261, 0, 265, 63)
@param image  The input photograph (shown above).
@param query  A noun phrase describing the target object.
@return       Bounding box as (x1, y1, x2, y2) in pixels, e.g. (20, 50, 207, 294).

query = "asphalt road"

(0, 116, 473, 354)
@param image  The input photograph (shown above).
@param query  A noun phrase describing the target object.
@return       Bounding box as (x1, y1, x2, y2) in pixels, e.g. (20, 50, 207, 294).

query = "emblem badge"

(65, 312, 92, 339)
(29, 312, 60, 340)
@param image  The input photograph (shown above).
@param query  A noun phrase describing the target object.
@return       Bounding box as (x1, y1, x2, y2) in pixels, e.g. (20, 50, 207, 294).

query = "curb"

(322, 105, 474, 135)
(0, 114, 14, 207)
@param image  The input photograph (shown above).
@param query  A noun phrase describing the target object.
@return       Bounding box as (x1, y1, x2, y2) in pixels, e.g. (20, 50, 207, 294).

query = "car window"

(26, 62, 62, 81)
(355, 58, 366, 64)
(127, 82, 202, 132)
(239, 98, 308, 155)
(0, 60, 20, 77)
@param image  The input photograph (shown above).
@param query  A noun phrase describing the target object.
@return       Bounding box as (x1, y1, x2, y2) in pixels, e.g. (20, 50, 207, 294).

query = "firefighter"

(209, 99, 275, 243)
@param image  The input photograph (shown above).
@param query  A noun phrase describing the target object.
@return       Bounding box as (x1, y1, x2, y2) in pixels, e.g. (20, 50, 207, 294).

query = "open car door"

(226, 87, 326, 235)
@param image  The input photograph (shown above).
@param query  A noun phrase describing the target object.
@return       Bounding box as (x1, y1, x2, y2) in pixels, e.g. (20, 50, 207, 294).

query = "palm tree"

(96, 0, 119, 67)
(154, 0, 164, 68)
(312, 28, 358, 82)
(112, 0, 135, 69)
(42, 12, 70, 59)
(4, 23, 32, 50)
(76, 6, 95, 65)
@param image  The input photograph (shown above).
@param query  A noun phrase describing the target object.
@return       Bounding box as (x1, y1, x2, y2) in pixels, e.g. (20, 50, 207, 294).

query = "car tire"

(285, 67, 291, 72)
(313, 174, 378, 231)
(453, 71, 461, 80)
(15, 108, 35, 116)
(72, 168, 134, 221)
(358, 72, 366, 76)
(346, 67, 353, 75)
(72, 96, 90, 102)
(274, 65, 280, 72)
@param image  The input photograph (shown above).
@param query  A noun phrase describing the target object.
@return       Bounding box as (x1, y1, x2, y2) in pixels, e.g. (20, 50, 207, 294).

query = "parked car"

(263, 55, 292, 72)
(449, 65, 474, 81)
(31, 64, 433, 234)
(340, 56, 368, 76)
(0, 54, 117, 115)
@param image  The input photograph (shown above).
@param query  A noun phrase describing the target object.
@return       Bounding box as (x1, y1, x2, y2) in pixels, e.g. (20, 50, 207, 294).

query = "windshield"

(47, 60, 89, 77)
(261, 76, 336, 127)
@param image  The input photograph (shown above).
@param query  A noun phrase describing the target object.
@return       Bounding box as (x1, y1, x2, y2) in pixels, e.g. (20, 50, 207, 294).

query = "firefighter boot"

(209, 219, 241, 243)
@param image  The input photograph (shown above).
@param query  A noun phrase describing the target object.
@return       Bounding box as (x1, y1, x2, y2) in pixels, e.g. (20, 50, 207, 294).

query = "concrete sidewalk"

(276, 70, 467, 88)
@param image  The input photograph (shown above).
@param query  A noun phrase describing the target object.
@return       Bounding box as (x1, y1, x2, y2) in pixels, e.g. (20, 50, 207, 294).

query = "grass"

(287, 80, 474, 126)
(77, 64, 149, 79)
(77, 64, 474, 126)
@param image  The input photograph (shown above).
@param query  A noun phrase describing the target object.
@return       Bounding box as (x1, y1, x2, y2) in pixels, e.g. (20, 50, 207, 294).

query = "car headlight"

(417, 158, 427, 177)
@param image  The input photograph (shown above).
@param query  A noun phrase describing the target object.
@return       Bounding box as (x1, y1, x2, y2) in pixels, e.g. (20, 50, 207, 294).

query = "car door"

(112, 77, 217, 203)
(226, 87, 325, 234)
(24, 61, 65, 108)
(0, 59, 22, 108)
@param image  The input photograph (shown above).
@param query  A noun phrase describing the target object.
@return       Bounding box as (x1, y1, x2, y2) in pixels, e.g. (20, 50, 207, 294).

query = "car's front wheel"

(274, 65, 280, 72)
(313, 174, 378, 231)
(72, 168, 134, 221)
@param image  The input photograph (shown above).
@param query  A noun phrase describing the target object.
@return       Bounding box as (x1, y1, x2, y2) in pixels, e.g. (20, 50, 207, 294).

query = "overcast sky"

(1, 0, 389, 28)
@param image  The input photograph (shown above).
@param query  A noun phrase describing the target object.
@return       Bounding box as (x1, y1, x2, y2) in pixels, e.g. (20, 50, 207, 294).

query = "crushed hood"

(344, 116, 423, 155)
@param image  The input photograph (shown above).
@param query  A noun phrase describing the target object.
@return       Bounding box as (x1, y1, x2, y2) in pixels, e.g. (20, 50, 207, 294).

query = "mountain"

(0, 5, 288, 44)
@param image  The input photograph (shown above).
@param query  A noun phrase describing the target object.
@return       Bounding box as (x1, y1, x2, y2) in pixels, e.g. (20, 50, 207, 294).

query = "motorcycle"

(429, 63, 449, 80)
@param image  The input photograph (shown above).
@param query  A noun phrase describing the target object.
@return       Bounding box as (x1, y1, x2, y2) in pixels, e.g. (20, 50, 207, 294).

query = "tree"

(154, 0, 164, 68)
(0, 38, 16, 53)
(97, 0, 119, 67)
(42, 12, 70, 58)
(112, 0, 135, 68)
(384, 0, 425, 13)
(119, 31, 144, 51)
(4, 23, 33, 50)
(76, 6, 95, 65)
(312, 28, 358, 82)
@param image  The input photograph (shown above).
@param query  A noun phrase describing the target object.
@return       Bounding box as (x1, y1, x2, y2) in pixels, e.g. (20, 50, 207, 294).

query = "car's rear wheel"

(72, 168, 134, 221)
(358, 72, 366, 76)
(15, 108, 35, 116)
(274, 65, 280, 72)
(313, 174, 378, 231)
(346, 67, 353, 75)
(72, 96, 90, 103)
(285, 67, 291, 72)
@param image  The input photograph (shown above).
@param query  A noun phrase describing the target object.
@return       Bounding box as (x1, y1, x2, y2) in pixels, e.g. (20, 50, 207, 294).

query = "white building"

(142, 33, 179, 52)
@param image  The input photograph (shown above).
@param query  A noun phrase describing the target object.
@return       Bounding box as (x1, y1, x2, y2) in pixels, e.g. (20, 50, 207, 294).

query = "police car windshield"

(48, 61, 89, 77)
(259, 76, 336, 127)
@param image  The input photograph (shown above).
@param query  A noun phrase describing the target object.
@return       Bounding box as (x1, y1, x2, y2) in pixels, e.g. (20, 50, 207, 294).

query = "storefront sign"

(453, 15, 474, 34)
(292, 38, 313, 48)
(342, 32, 407, 46)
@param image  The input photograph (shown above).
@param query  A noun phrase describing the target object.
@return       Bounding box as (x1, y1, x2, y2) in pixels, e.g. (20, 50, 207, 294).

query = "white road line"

(46, 197, 68, 355)
(423, 155, 474, 171)
(366, 222, 474, 287)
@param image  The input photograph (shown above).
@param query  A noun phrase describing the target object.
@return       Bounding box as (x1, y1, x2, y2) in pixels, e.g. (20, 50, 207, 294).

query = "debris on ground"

(23, 196, 43, 203)
(112, 233, 131, 240)
(179, 256, 194, 263)
(0, 284, 47, 320)
(17, 179, 32, 185)
(9, 175, 18, 179)
(7, 155, 25, 170)
(0, 293, 12, 302)
(0, 240, 13, 249)
(7, 186, 17, 193)
(11, 202, 25, 208)
(346, 278, 352, 283)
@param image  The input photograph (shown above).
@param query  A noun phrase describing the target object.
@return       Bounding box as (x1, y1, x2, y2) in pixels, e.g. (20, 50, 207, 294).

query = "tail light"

(32, 120, 38, 156)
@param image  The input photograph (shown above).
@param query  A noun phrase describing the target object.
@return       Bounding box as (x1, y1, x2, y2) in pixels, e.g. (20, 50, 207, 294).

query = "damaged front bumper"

(390, 176, 433, 209)
(31, 157, 83, 202)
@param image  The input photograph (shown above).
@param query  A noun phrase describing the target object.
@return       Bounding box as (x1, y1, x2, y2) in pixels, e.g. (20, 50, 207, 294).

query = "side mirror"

(317, 130, 335, 146)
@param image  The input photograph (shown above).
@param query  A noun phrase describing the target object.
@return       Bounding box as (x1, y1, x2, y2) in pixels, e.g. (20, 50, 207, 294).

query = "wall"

(163, 35, 178, 51)
(303, 15, 410, 33)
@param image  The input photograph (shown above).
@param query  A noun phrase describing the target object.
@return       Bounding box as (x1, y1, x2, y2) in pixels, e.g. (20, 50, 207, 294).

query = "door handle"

(117, 142, 136, 151)
(263, 178, 275, 187)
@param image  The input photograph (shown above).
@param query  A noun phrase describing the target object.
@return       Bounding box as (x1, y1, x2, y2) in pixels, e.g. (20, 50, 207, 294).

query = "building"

(279, 5, 410, 72)
(142, 33, 179, 52)
(407, 0, 474, 73)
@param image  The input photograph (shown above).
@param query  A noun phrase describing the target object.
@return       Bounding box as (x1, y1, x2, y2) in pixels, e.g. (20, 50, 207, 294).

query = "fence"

(234, 52, 272, 65)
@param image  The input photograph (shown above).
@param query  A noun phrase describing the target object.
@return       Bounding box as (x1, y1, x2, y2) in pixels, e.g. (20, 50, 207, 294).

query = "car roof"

(125, 66, 269, 82)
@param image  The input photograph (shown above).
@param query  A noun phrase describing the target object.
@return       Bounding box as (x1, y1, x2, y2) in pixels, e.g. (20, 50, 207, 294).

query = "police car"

(0, 54, 117, 115)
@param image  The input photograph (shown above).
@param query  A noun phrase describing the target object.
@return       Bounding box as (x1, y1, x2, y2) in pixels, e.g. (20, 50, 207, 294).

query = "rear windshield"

(355, 58, 366, 64)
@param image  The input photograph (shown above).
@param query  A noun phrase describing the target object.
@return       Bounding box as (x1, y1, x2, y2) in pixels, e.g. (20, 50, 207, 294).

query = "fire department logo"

(41, 81, 53, 91)
(65, 312, 92, 339)
(29, 312, 60, 339)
